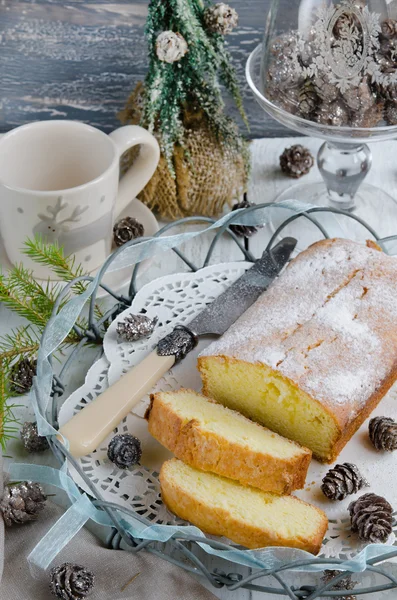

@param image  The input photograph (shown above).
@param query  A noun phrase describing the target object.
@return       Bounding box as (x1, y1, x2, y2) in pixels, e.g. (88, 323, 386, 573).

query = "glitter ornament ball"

(156, 31, 188, 63)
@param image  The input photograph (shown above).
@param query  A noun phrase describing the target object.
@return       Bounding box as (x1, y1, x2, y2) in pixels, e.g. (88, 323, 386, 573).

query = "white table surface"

(2, 136, 397, 599)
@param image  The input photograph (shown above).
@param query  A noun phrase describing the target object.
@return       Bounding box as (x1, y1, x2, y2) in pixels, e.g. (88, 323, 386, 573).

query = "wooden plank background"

(0, 0, 293, 137)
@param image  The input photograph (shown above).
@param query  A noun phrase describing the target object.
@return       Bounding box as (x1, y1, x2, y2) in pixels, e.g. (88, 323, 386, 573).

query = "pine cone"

(107, 434, 142, 469)
(229, 197, 262, 238)
(20, 421, 50, 453)
(321, 570, 357, 600)
(0, 481, 46, 526)
(385, 102, 397, 126)
(351, 102, 384, 128)
(116, 314, 157, 342)
(113, 216, 144, 247)
(369, 416, 397, 451)
(50, 563, 94, 599)
(204, 3, 238, 35)
(298, 81, 319, 117)
(316, 99, 350, 127)
(343, 79, 374, 113)
(9, 358, 36, 395)
(381, 19, 397, 39)
(321, 463, 368, 501)
(280, 145, 314, 179)
(349, 493, 393, 543)
(156, 31, 188, 63)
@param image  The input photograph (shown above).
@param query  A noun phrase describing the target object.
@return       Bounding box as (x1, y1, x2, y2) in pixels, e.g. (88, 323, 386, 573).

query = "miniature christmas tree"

(121, 0, 250, 219)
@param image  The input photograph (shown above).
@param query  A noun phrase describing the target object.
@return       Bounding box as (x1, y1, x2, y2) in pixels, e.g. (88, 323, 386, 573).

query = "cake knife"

(59, 237, 297, 457)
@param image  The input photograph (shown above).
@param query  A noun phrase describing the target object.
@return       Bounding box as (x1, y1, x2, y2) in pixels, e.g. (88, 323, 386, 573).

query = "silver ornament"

(20, 421, 50, 453)
(0, 481, 47, 526)
(204, 3, 238, 35)
(50, 563, 94, 600)
(156, 31, 188, 64)
(116, 314, 157, 342)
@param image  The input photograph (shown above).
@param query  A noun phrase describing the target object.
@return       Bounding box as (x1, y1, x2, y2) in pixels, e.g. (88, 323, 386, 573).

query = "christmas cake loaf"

(198, 238, 397, 462)
(160, 459, 328, 553)
(146, 389, 311, 494)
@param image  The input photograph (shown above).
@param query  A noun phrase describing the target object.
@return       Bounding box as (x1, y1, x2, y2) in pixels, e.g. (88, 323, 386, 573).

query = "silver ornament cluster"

(264, 0, 397, 129)
(204, 3, 238, 35)
(156, 31, 188, 64)
(0, 481, 47, 526)
(50, 563, 94, 600)
(20, 421, 50, 453)
(116, 314, 157, 342)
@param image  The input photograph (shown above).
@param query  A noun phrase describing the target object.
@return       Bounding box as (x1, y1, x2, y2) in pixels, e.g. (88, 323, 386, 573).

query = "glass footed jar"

(246, 0, 397, 242)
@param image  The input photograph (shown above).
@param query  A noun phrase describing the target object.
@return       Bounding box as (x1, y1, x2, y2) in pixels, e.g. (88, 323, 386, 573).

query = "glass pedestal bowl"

(246, 0, 397, 242)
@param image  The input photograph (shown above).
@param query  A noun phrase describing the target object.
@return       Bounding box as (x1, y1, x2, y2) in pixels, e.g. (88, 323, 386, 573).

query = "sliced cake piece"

(146, 389, 311, 494)
(198, 238, 397, 462)
(160, 459, 328, 554)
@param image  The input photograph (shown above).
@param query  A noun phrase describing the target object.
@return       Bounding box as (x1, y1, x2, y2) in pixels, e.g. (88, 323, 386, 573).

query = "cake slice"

(160, 459, 328, 554)
(146, 389, 311, 494)
(198, 238, 397, 462)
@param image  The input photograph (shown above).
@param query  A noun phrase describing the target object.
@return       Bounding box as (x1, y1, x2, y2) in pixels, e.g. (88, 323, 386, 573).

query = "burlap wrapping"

(119, 84, 249, 220)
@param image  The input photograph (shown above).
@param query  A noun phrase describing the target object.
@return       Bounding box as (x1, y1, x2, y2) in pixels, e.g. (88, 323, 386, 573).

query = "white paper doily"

(58, 261, 397, 559)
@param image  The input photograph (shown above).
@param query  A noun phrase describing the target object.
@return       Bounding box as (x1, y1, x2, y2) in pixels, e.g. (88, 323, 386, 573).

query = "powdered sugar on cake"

(201, 239, 397, 427)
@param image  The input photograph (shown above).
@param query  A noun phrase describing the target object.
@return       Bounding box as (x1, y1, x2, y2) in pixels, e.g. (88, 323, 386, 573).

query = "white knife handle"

(58, 351, 175, 458)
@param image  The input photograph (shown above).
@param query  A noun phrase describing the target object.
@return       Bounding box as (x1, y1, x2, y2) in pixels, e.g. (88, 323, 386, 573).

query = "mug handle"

(109, 125, 160, 216)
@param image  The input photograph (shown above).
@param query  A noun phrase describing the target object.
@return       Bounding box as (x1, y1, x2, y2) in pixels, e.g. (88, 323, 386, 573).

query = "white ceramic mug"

(0, 120, 160, 279)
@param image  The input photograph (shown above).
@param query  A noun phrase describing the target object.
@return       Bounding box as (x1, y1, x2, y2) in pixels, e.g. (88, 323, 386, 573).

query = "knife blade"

(59, 237, 296, 457)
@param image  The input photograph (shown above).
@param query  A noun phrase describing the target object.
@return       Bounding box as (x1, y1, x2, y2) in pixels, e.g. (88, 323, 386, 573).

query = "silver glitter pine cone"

(156, 31, 188, 63)
(349, 493, 393, 543)
(369, 416, 397, 451)
(107, 433, 142, 469)
(9, 357, 36, 395)
(113, 216, 144, 247)
(321, 570, 357, 600)
(229, 197, 262, 238)
(0, 481, 47, 526)
(204, 3, 238, 35)
(20, 421, 50, 453)
(321, 463, 368, 501)
(385, 102, 397, 126)
(280, 144, 314, 179)
(50, 563, 94, 600)
(116, 314, 157, 342)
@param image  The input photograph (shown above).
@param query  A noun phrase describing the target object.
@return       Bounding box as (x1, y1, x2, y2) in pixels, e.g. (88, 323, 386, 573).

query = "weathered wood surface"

(0, 0, 293, 137)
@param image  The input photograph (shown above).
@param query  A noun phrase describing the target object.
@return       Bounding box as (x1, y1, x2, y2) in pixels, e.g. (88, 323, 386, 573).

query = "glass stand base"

(270, 181, 397, 252)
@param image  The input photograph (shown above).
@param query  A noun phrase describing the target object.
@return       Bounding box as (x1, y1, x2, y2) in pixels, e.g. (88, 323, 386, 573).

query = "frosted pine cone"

(351, 103, 384, 128)
(50, 563, 94, 599)
(0, 481, 47, 526)
(107, 434, 142, 469)
(385, 102, 397, 126)
(156, 31, 188, 63)
(9, 357, 36, 395)
(321, 463, 368, 501)
(369, 416, 397, 451)
(204, 3, 238, 35)
(321, 570, 357, 600)
(280, 145, 314, 179)
(343, 79, 374, 113)
(298, 81, 319, 117)
(229, 197, 262, 238)
(381, 19, 397, 39)
(316, 100, 350, 126)
(349, 493, 393, 543)
(113, 216, 144, 247)
(116, 314, 157, 342)
(20, 421, 50, 453)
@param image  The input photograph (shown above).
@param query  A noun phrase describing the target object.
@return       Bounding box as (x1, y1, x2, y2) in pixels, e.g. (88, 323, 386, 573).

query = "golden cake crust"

(199, 238, 397, 462)
(160, 459, 328, 554)
(146, 389, 311, 494)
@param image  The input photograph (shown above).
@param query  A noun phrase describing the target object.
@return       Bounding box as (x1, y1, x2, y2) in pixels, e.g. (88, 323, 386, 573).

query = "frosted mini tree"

(142, 0, 248, 171)
(121, 1, 249, 218)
